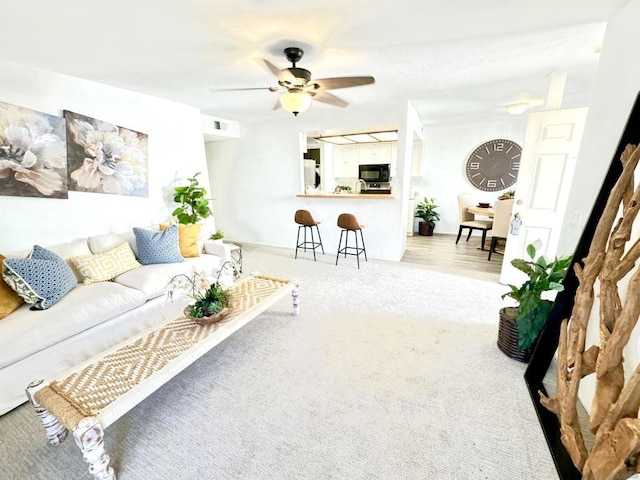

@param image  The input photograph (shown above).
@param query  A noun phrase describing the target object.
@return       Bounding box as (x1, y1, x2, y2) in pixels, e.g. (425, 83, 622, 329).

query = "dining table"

(467, 205, 495, 218)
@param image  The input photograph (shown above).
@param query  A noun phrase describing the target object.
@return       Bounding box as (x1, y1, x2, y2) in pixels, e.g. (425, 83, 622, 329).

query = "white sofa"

(0, 229, 225, 415)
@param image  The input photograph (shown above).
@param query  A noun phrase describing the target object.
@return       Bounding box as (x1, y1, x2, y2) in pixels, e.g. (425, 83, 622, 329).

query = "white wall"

(416, 116, 528, 235)
(397, 102, 425, 250)
(205, 103, 412, 260)
(0, 60, 209, 252)
(559, 0, 640, 411)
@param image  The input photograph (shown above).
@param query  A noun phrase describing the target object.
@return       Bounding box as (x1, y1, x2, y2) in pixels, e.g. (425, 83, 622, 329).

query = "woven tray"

(184, 305, 233, 325)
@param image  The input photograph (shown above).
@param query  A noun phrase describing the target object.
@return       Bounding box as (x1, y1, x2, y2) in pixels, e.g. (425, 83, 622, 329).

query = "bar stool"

(335, 213, 367, 269)
(294, 209, 324, 261)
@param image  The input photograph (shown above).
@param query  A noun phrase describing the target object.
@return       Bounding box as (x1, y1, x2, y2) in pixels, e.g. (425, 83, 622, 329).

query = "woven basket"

(184, 306, 233, 325)
(497, 307, 533, 363)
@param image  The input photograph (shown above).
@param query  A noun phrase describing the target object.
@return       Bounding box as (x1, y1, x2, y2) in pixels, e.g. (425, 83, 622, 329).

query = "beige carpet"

(0, 245, 558, 479)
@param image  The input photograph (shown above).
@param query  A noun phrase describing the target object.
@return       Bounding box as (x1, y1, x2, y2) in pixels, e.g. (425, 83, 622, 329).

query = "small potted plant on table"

(414, 197, 440, 236)
(167, 263, 234, 325)
(209, 230, 224, 243)
(498, 242, 572, 362)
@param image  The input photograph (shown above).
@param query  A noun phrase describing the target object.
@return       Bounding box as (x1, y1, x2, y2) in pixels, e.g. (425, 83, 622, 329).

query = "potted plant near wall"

(172, 172, 213, 224)
(414, 197, 440, 236)
(166, 173, 215, 258)
(498, 242, 572, 362)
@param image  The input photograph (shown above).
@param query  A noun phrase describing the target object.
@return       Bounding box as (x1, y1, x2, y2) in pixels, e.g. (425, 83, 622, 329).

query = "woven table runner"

(35, 275, 291, 429)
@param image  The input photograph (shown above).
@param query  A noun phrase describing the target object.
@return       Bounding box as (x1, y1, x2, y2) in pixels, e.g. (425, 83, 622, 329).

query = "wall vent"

(201, 114, 240, 141)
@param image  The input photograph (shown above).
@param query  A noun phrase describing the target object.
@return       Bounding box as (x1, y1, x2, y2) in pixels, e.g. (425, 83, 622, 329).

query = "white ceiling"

(0, 0, 629, 124)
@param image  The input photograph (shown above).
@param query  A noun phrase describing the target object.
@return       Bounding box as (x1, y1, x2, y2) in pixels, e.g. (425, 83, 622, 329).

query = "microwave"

(358, 163, 390, 182)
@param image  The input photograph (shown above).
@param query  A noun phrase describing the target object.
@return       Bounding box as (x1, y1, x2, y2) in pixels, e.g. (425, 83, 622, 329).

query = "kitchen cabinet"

(391, 142, 398, 172)
(333, 142, 397, 178)
(333, 145, 359, 177)
(358, 143, 392, 165)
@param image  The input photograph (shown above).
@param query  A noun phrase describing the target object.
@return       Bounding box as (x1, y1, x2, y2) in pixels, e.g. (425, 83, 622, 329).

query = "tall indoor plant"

(172, 172, 213, 224)
(498, 242, 572, 362)
(414, 197, 440, 236)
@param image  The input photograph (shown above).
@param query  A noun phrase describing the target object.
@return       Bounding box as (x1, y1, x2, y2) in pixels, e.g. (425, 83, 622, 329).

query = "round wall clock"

(465, 139, 522, 192)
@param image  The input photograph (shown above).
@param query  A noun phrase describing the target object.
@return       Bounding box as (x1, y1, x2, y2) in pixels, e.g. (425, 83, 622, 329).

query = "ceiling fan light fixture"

(279, 91, 312, 116)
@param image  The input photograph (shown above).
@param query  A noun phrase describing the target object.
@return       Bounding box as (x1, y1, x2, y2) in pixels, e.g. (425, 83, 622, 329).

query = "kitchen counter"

(294, 192, 399, 260)
(296, 193, 395, 199)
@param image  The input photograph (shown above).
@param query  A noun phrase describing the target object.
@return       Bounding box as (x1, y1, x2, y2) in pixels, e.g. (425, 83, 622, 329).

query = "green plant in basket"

(502, 243, 572, 350)
(498, 189, 515, 200)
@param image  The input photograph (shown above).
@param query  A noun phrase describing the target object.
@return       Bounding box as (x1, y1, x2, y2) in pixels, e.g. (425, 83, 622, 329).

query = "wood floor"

(401, 233, 504, 283)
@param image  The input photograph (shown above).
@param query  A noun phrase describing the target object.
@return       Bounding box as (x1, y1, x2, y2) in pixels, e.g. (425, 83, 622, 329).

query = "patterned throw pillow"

(0, 254, 24, 319)
(133, 225, 184, 265)
(2, 245, 77, 310)
(159, 223, 201, 258)
(68, 242, 142, 285)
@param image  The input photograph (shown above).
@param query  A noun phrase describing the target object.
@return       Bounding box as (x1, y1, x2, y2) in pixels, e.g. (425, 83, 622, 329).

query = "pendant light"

(279, 91, 312, 116)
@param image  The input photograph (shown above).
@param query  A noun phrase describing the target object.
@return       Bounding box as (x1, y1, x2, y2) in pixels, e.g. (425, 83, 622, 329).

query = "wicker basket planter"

(497, 306, 533, 363)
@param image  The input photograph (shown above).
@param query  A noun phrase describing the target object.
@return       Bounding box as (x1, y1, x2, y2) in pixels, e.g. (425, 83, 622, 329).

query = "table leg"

(26, 380, 68, 445)
(292, 280, 300, 316)
(73, 417, 116, 480)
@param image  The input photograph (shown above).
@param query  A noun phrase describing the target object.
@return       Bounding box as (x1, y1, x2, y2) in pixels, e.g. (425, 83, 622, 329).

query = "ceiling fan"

(217, 47, 375, 116)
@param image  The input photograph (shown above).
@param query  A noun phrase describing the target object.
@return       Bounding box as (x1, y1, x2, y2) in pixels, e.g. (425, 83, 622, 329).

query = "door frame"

(524, 91, 640, 480)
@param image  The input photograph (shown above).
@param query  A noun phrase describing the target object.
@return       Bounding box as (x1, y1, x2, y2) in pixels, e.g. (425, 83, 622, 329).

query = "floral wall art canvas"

(64, 110, 148, 197)
(0, 101, 68, 199)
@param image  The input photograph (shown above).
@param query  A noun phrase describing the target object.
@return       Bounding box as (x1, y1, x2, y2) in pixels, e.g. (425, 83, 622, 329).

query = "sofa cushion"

(45, 239, 93, 260)
(2, 246, 77, 310)
(87, 230, 139, 257)
(2, 238, 92, 261)
(68, 242, 142, 285)
(0, 281, 147, 368)
(114, 254, 223, 300)
(4, 239, 92, 283)
(133, 225, 184, 265)
(159, 223, 201, 258)
(0, 254, 24, 319)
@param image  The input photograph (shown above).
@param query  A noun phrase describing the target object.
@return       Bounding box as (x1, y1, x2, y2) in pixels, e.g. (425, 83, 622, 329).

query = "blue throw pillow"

(133, 226, 184, 265)
(2, 245, 77, 310)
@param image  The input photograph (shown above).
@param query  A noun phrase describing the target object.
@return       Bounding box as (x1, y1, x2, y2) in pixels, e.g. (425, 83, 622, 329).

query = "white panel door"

(500, 107, 588, 286)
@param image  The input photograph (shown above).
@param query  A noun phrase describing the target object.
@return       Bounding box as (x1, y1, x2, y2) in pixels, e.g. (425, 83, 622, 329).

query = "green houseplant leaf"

(414, 197, 440, 228)
(172, 172, 213, 225)
(501, 244, 572, 350)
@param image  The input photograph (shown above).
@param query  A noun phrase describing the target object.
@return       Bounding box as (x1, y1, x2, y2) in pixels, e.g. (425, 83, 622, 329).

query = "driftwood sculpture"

(539, 143, 640, 479)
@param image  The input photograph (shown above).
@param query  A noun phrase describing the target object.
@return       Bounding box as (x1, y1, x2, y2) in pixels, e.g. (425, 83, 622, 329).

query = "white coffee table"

(27, 273, 299, 480)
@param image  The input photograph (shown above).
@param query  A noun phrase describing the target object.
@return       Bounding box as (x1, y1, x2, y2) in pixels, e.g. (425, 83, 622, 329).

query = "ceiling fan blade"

(263, 59, 282, 78)
(272, 98, 281, 111)
(312, 91, 349, 108)
(312, 76, 375, 90)
(263, 58, 296, 83)
(210, 86, 276, 92)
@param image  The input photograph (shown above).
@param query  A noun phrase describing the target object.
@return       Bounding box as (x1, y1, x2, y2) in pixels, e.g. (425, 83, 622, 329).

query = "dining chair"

(456, 193, 493, 250)
(488, 198, 514, 260)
